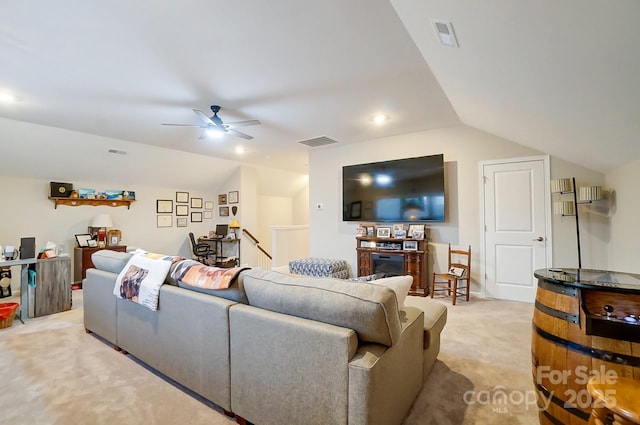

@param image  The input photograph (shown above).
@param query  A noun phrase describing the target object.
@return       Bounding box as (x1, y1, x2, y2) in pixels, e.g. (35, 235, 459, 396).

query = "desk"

(0, 257, 37, 322)
(198, 237, 241, 267)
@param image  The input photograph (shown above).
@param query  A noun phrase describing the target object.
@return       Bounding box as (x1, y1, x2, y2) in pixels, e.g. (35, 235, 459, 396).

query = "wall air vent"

(432, 20, 459, 47)
(108, 149, 127, 155)
(298, 136, 338, 148)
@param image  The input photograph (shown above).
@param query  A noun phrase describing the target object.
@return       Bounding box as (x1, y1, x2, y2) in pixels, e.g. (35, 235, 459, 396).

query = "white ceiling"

(1, 1, 638, 176)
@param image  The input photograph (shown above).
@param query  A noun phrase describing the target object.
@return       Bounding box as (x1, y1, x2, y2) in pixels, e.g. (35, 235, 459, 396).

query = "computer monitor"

(215, 224, 228, 238)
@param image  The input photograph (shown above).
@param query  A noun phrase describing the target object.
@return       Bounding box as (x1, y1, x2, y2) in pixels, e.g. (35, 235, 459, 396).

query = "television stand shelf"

(356, 236, 428, 296)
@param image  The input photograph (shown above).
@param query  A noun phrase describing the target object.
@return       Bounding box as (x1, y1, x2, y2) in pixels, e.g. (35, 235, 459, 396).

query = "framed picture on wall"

(219, 206, 229, 217)
(157, 215, 172, 228)
(204, 211, 213, 219)
(228, 191, 239, 204)
(176, 191, 189, 203)
(191, 197, 203, 209)
(218, 194, 227, 205)
(191, 211, 203, 223)
(156, 199, 173, 214)
(176, 204, 189, 216)
(177, 217, 187, 227)
(204, 201, 214, 210)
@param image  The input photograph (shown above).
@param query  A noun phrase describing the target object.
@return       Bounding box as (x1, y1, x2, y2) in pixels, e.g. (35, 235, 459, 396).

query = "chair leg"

(430, 274, 435, 299)
(466, 280, 470, 301)
(452, 280, 458, 305)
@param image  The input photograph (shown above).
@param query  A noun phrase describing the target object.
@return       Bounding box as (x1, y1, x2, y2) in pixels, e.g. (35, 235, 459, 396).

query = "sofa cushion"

(91, 250, 133, 274)
(241, 268, 402, 347)
(403, 296, 448, 349)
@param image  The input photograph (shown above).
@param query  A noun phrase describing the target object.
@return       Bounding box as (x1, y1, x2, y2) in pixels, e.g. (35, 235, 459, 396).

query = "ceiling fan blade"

(225, 119, 261, 129)
(193, 109, 215, 126)
(161, 123, 205, 127)
(229, 129, 254, 140)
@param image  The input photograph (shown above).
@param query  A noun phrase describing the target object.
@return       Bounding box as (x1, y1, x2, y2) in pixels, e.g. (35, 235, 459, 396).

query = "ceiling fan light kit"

(162, 105, 261, 141)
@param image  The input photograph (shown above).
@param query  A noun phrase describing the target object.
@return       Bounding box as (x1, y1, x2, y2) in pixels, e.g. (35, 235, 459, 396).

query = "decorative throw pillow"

(370, 275, 412, 309)
(112, 252, 174, 311)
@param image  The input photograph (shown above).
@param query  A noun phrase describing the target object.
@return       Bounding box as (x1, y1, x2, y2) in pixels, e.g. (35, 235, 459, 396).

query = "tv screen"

(342, 154, 445, 222)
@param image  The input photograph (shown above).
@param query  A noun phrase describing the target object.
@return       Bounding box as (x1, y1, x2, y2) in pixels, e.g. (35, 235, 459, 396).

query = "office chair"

(188, 232, 215, 265)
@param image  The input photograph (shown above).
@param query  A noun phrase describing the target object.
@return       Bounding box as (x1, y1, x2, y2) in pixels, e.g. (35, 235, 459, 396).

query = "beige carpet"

(0, 292, 538, 425)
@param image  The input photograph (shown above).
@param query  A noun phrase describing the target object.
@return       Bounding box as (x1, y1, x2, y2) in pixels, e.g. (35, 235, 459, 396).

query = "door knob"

(532, 236, 544, 241)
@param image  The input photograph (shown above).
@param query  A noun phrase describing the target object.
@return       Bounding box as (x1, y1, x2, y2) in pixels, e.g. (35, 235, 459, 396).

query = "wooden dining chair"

(430, 244, 471, 305)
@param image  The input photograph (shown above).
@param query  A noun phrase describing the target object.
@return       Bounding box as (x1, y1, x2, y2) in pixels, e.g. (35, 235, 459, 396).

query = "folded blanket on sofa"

(113, 253, 180, 311)
(170, 260, 248, 291)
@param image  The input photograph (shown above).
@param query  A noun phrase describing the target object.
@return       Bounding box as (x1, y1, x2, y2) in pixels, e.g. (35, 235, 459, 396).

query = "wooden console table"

(356, 237, 428, 296)
(74, 245, 127, 289)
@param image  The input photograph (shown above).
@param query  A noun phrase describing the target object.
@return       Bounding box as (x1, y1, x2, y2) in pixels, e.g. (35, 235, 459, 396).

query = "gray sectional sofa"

(83, 250, 447, 425)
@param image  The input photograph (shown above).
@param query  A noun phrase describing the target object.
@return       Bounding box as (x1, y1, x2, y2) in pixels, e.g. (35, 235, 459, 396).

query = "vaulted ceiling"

(1, 0, 638, 178)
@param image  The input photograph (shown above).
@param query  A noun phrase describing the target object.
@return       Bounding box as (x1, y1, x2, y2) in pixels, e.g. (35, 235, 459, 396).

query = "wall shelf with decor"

(49, 197, 136, 209)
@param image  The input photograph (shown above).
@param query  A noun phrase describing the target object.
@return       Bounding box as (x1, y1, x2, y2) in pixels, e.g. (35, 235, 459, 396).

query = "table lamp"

(91, 214, 113, 247)
(229, 219, 240, 238)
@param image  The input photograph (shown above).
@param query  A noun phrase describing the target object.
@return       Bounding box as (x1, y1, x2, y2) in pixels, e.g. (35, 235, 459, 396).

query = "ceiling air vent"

(298, 136, 338, 148)
(108, 148, 127, 155)
(432, 20, 459, 47)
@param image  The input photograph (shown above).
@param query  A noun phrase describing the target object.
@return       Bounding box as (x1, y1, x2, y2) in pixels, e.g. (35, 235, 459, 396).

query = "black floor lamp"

(552, 177, 602, 269)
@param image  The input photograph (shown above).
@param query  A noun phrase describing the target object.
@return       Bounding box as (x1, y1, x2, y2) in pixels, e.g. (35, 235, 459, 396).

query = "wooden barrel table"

(532, 268, 640, 425)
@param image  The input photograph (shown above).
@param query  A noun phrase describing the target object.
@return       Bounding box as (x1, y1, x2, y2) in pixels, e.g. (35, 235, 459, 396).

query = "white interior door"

(482, 157, 551, 302)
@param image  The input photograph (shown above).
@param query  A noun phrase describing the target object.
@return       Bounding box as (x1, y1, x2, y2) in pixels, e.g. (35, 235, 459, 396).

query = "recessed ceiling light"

(0, 92, 17, 104)
(372, 114, 388, 125)
(235, 146, 245, 154)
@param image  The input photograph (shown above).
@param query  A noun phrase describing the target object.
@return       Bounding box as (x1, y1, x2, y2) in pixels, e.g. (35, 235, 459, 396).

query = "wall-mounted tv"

(342, 154, 445, 222)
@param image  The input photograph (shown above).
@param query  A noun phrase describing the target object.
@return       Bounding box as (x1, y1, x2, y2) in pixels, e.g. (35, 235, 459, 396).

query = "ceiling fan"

(162, 105, 261, 140)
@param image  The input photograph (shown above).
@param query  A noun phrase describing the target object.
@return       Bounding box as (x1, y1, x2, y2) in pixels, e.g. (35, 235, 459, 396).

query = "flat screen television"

(342, 154, 445, 222)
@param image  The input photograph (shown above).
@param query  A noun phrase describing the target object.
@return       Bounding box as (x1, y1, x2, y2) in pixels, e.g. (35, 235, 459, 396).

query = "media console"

(356, 236, 428, 296)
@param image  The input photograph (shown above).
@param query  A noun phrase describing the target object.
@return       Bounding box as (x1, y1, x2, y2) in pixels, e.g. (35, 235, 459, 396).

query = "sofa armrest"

(403, 296, 447, 379)
(348, 307, 424, 425)
(83, 268, 119, 346)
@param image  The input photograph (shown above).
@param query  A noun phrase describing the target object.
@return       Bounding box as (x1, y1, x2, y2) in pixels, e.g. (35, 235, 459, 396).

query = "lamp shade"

(229, 219, 240, 229)
(579, 186, 602, 201)
(91, 214, 113, 228)
(553, 201, 575, 216)
(551, 178, 573, 193)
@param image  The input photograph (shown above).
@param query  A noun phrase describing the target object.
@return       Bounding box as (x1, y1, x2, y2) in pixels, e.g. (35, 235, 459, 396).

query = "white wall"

(606, 157, 640, 273)
(271, 225, 310, 268)
(258, 195, 293, 257)
(308, 124, 608, 287)
(292, 184, 310, 225)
